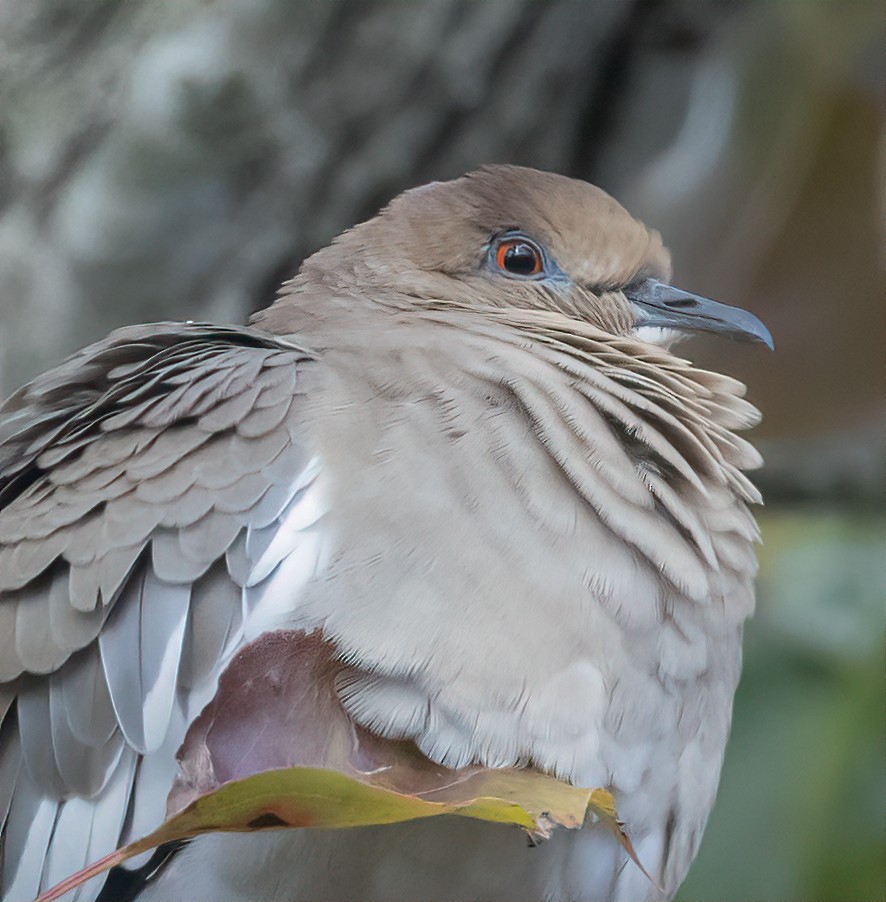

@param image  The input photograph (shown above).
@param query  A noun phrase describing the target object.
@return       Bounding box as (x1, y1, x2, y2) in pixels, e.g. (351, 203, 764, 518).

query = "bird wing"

(0, 323, 328, 901)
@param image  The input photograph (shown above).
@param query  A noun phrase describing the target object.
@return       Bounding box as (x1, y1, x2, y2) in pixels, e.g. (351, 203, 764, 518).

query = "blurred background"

(0, 1, 882, 899)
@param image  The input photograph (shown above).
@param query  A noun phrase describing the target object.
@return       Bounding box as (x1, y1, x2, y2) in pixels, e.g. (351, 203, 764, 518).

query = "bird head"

(281, 165, 772, 350)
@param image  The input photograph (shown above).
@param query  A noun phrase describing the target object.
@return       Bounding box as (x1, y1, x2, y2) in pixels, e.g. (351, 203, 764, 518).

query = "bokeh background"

(0, 2, 882, 899)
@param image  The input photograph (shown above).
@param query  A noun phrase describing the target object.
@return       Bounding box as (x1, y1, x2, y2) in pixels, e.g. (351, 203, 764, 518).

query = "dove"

(0, 165, 770, 901)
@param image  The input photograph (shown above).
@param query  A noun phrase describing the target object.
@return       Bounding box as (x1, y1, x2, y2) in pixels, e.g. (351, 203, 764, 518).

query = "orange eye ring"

(495, 238, 544, 277)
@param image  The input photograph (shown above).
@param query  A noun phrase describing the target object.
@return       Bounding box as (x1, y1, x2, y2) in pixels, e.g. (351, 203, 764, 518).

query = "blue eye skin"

(487, 233, 564, 281)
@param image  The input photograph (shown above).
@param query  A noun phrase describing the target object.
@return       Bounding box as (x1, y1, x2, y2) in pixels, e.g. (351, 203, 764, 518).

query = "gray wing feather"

(33, 750, 139, 902)
(245, 459, 325, 588)
(0, 323, 321, 899)
(150, 529, 210, 583)
(56, 645, 117, 747)
(17, 678, 67, 798)
(50, 674, 125, 798)
(98, 566, 191, 754)
(178, 560, 242, 693)
(0, 609, 22, 683)
(39, 796, 97, 900)
(178, 511, 244, 565)
(0, 705, 20, 833)
(74, 750, 139, 902)
(14, 575, 70, 676)
(2, 779, 58, 901)
(48, 566, 109, 659)
(117, 706, 190, 873)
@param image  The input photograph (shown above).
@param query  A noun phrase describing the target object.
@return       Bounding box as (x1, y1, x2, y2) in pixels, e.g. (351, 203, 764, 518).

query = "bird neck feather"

(420, 306, 764, 509)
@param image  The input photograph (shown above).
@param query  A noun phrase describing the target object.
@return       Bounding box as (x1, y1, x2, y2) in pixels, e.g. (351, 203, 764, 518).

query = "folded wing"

(0, 323, 328, 901)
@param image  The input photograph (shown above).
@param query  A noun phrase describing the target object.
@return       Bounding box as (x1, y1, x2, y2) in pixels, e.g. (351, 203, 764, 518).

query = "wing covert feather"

(0, 323, 326, 900)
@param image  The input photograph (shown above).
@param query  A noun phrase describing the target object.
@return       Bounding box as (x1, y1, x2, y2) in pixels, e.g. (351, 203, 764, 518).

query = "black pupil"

(503, 242, 539, 276)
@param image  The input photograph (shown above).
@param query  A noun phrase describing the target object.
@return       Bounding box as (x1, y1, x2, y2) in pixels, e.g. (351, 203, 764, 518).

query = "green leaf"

(36, 766, 645, 902)
(35, 630, 657, 902)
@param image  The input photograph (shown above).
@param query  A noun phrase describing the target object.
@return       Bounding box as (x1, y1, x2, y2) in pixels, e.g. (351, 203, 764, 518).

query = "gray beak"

(626, 278, 774, 349)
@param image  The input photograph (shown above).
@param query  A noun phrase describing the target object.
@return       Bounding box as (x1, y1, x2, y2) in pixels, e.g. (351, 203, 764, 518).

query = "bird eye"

(494, 238, 544, 277)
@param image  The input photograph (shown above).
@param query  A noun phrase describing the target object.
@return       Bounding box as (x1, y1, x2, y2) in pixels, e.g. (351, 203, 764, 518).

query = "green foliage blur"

(678, 508, 885, 901)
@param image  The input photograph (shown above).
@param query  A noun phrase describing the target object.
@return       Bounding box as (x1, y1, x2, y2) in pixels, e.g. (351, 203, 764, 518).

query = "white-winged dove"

(0, 166, 770, 902)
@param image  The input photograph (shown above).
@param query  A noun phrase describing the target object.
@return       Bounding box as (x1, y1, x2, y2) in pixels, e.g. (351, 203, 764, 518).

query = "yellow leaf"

(35, 630, 658, 901)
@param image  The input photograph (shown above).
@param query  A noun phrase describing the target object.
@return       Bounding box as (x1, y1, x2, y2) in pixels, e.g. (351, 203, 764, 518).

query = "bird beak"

(626, 278, 774, 349)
